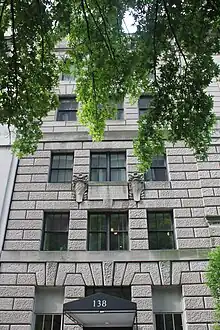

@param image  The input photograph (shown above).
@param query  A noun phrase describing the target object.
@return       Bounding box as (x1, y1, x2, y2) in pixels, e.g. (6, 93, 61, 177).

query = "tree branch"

(153, 0, 159, 85)
(81, 0, 98, 117)
(93, 0, 117, 62)
(0, 0, 8, 26)
(84, 0, 117, 66)
(10, 0, 18, 101)
(162, 0, 188, 66)
(37, 0, 44, 67)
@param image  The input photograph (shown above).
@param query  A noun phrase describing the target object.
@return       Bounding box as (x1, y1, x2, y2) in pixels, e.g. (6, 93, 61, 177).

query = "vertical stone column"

(129, 209, 148, 250)
(64, 284, 85, 330)
(131, 273, 154, 330)
(69, 210, 88, 251)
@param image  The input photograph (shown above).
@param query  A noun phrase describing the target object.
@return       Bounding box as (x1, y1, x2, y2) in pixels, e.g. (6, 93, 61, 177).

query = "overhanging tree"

(0, 0, 219, 169)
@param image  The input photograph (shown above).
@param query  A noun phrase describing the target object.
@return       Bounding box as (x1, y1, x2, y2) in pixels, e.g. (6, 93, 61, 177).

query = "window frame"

(148, 211, 175, 250)
(88, 212, 128, 251)
(154, 312, 183, 330)
(138, 95, 152, 117)
(56, 96, 78, 121)
(144, 155, 168, 181)
(49, 153, 74, 183)
(41, 212, 70, 251)
(90, 151, 126, 182)
(35, 314, 62, 330)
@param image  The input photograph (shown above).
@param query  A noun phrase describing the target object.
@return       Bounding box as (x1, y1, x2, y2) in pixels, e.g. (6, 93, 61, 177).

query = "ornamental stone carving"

(72, 174, 88, 203)
(128, 172, 144, 202)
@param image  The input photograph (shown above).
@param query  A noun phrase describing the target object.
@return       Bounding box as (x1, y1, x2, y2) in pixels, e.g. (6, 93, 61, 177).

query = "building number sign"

(93, 299, 107, 308)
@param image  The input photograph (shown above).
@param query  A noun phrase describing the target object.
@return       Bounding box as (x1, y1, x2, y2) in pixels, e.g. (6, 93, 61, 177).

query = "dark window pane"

(157, 213, 172, 230)
(57, 111, 76, 121)
(35, 315, 43, 330)
(53, 315, 61, 330)
(148, 217, 157, 230)
(91, 169, 107, 181)
(110, 232, 128, 250)
(156, 314, 164, 330)
(44, 315, 52, 330)
(91, 154, 107, 167)
(43, 233, 68, 251)
(52, 155, 60, 168)
(66, 155, 74, 168)
(110, 213, 128, 231)
(165, 314, 174, 330)
(145, 169, 152, 181)
(139, 109, 146, 117)
(152, 155, 166, 167)
(157, 232, 174, 249)
(149, 232, 158, 249)
(111, 168, 126, 181)
(174, 314, 182, 330)
(110, 153, 125, 168)
(153, 168, 167, 181)
(50, 170, 58, 183)
(89, 214, 107, 231)
(88, 233, 107, 250)
(117, 109, 124, 120)
(59, 98, 78, 110)
(57, 170, 65, 183)
(65, 170, 73, 182)
(45, 213, 69, 232)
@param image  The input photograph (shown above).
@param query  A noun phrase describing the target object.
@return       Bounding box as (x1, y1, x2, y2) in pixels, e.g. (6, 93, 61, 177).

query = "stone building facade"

(0, 48, 220, 330)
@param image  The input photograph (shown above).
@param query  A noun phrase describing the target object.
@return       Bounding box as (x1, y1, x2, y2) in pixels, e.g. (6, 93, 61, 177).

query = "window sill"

(89, 181, 128, 186)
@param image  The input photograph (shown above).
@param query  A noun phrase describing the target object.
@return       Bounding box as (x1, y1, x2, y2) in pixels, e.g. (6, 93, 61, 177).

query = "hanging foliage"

(0, 0, 219, 169)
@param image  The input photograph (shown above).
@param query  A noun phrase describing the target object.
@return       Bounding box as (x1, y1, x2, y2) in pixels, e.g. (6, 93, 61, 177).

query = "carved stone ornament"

(128, 172, 144, 202)
(72, 174, 88, 203)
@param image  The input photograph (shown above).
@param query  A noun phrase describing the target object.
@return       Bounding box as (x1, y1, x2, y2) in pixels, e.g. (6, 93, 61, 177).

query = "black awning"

(63, 292, 137, 328)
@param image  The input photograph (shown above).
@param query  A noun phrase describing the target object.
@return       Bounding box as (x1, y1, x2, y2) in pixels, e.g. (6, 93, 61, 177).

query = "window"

(153, 287, 183, 330)
(50, 153, 73, 183)
(57, 96, 78, 121)
(86, 286, 131, 300)
(61, 73, 74, 81)
(207, 216, 220, 247)
(148, 211, 175, 250)
(155, 313, 182, 330)
(90, 152, 126, 181)
(41, 212, 69, 251)
(34, 288, 64, 330)
(145, 155, 168, 181)
(108, 104, 124, 120)
(35, 314, 61, 330)
(139, 95, 152, 117)
(88, 213, 128, 251)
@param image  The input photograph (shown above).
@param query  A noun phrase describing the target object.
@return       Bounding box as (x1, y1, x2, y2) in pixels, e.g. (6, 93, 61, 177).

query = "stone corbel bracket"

(128, 172, 145, 202)
(72, 174, 88, 203)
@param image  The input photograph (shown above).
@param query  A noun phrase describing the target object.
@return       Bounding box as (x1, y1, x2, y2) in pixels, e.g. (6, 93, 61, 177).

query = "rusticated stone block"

(113, 263, 126, 286)
(56, 263, 76, 286)
(76, 263, 93, 286)
(13, 298, 34, 310)
(0, 263, 27, 273)
(123, 263, 140, 285)
(28, 263, 45, 286)
(183, 284, 211, 296)
(132, 285, 152, 298)
(65, 286, 85, 298)
(90, 263, 103, 286)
